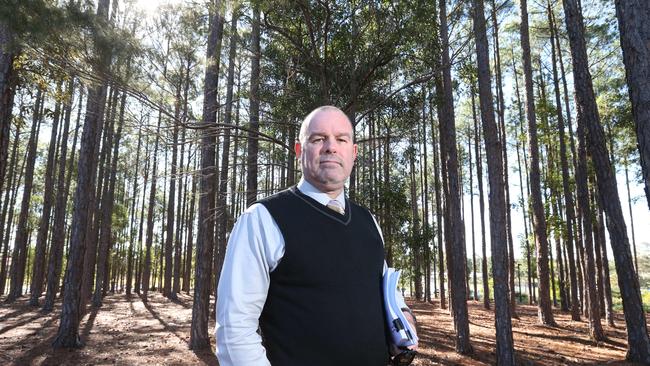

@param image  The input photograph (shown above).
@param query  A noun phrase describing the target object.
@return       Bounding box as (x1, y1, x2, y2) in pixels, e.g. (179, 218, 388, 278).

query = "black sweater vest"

(259, 187, 389, 366)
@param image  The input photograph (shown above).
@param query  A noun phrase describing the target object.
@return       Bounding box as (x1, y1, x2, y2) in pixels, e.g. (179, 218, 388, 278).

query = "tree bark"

(246, 4, 260, 207)
(596, 201, 614, 326)
(591, 184, 606, 317)
(183, 156, 197, 294)
(29, 82, 64, 306)
(53, 0, 111, 347)
(471, 85, 490, 310)
(563, 0, 650, 361)
(125, 126, 142, 296)
(548, 1, 581, 321)
(43, 83, 81, 311)
(519, 0, 556, 326)
(7, 89, 43, 302)
(0, 21, 17, 196)
(431, 106, 445, 309)
(142, 117, 162, 301)
(173, 62, 191, 297)
(190, 0, 224, 350)
(575, 120, 605, 341)
(615, 0, 650, 211)
(215, 8, 239, 305)
(440, 0, 471, 354)
(624, 161, 638, 274)
(473, 0, 515, 362)
(0, 120, 20, 297)
(512, 58, 534, 306)
(490, 0, 516, 316)
(92, 90, 126, 307)
(164, 80, 182, 300)
(468, 125, 477, 302)
(134, 136, 151, 295)
(80, 84, 116, 308)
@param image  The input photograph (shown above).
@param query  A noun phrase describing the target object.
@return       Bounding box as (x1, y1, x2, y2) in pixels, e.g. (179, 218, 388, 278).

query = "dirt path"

(0, 293, 216, 365)
(410, 301, 640, 365)
(0, 293, 645, 365)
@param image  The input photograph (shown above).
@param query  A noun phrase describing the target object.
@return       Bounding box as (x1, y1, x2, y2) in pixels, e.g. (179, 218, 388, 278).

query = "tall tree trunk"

(190, 0, 224, 350)
(472, 0, 515, 362)
(215, 8, 239, 304)
(0, 120, 20, 296)
(92, 90, 126, 307)
(591, 184, 606, 317)
(163, 83, 182, 300)
(43, 84, 81, 311)
(29, 82, 63, 306)
(126, 126, 142, 296)
(624, 160, 638, 274)
(86, 85, 117, 300)
(548, 1, 580, 320)
(246, 4, 260, 207)
(183, 157, 197, 294)
(431, 102, 445, 309)
(553, 196, 568, 312)
(468, 125, 477, 302)
(2, 146, 26, 295)
(512, 58, 534, 305)
(490, 0, 516, 316)
(142, 117, 161, 300)
(471, 85, 490, 310)
(174, 63, 191, 297)
(0, 21, 17, 195)
(134, 134, 151, 295)
(7, 89, 43, 302)
(596, 201, 614, 326)
(575, 107, 605, 341)
(80, 85, 116, 308)
(53, 0, 111, 348)
(519, 0, 555, 326)
(440, 0, 471, 354)
(417, 97, 431, 302)
(408, 130, 422, 301)
(615, 0, 650, 211)
(563, 0, 650, 361)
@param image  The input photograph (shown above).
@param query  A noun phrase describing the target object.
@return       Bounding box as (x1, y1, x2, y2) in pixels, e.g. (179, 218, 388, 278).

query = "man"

(215, 106, 417, 365)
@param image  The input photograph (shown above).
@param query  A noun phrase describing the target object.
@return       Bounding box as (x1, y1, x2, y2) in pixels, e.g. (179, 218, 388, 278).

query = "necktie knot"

(326, 199, 344, 215)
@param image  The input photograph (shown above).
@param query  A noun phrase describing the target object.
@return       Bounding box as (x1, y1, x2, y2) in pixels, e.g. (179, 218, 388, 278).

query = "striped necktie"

(326, 199, 344, 215)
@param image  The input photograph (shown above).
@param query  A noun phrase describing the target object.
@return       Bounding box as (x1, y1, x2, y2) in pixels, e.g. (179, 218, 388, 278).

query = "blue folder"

(383, 268, 418, 348)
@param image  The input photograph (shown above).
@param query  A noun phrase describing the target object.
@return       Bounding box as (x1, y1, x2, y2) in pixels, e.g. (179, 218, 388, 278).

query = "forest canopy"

(1, 0, 649, 364)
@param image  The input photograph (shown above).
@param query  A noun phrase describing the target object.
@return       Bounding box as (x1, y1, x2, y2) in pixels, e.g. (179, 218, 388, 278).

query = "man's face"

(295, 109, 358, 197)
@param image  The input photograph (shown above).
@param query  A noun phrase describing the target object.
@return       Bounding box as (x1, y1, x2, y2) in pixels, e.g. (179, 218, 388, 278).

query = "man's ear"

(353, 143, 358, 160)
(295, 141, 302, 158)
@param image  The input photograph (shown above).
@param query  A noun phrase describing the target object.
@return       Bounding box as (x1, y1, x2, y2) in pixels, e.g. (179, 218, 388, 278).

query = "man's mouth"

(320, 160, 341, 166)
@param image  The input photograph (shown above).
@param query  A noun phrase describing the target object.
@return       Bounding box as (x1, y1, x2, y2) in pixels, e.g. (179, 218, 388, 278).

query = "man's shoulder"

(255, 186, 296, 206)
(347, 199, 376, 218)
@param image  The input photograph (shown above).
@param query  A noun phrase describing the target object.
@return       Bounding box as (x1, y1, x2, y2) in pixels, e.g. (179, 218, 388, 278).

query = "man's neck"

(297, 179, 345, 204)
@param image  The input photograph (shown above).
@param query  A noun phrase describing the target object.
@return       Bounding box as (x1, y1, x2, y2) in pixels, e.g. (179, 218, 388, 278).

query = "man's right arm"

(215, 204, 284, 366)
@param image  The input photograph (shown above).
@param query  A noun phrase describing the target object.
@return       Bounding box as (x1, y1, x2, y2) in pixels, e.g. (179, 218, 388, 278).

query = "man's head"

(295, 106, 357, 198)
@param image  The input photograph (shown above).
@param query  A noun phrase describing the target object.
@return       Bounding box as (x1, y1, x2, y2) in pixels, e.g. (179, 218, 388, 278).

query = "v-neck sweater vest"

(258, 186, 389, 366)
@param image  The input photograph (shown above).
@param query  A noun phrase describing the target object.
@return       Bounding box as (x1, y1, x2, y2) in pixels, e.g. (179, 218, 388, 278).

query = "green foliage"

(112, 201, 129, 238)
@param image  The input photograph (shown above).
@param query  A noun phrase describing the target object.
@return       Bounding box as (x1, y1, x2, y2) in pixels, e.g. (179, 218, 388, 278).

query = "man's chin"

(311, 178, 345, 193)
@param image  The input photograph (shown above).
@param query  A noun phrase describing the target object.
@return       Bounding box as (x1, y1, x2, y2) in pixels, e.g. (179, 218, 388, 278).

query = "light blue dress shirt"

(215, 179, 407, 366)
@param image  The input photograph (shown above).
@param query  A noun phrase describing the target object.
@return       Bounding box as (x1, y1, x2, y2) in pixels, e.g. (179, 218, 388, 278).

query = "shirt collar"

(297, 178, 346, 210)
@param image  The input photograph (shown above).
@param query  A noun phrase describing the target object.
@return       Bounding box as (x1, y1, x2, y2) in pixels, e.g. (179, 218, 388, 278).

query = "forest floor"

(0, 292, 646, 365)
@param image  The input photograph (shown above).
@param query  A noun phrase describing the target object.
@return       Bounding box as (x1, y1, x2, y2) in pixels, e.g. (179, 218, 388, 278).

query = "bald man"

(215, 106, 417, 366)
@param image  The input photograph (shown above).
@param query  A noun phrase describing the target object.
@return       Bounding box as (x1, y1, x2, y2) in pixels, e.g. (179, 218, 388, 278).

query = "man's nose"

(323, 138, 337, 153)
